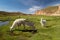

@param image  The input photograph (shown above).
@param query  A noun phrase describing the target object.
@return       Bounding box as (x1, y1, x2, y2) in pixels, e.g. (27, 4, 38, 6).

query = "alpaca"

(10, 18, 35, 31)
(40, 18, 46, 27)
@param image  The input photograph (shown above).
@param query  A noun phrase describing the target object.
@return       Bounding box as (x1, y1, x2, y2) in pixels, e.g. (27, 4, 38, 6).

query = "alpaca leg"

(24, 25, 25, 30)
(23, 24, 25, 30)
(17, 25, 19, 30)
(17, 24, 21, 30)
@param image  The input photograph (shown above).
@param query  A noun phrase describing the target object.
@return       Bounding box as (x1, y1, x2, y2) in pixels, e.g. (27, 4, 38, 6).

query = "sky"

(0, 0, 60, 14)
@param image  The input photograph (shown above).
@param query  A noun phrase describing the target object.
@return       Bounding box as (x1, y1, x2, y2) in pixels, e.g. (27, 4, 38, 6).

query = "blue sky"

(0, 0, 60, 14)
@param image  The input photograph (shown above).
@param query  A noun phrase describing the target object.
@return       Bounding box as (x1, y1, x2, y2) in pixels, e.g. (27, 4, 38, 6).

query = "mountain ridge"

(0, 11, 31, 16)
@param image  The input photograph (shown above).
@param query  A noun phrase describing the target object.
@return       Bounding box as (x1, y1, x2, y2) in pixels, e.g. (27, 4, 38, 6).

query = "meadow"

(0, 15, 60, 40)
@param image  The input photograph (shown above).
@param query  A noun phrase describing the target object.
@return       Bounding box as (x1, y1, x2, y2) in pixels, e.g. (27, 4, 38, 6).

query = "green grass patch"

(0, 15, 60, 40)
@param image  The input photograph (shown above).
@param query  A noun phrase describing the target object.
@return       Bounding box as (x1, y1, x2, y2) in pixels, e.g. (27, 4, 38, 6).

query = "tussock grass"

(0, 15, 60, 40)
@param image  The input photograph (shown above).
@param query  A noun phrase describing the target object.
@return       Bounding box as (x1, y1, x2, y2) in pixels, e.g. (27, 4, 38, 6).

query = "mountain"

(42, 6, 58, 13)
(0, 11, 28, 16)
(34, 5, 60, 16)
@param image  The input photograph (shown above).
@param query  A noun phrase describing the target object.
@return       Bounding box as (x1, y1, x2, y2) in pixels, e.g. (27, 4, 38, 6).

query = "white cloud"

(54, 4, 60, 6)
(53, 4, 60, 6)
(28, 6, 41, 12)
(49, 3, 60, 6)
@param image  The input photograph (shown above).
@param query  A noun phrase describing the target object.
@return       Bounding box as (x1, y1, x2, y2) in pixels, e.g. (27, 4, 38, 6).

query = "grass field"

(0, 15, 60, 40)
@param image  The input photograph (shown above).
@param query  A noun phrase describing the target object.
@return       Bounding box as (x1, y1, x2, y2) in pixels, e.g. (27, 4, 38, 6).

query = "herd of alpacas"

(10, 18, 46, 31)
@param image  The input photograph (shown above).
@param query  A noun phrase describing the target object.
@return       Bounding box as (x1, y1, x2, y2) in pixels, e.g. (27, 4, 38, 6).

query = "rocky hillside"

(43, 6, 58, 13)
(34, 5, 60, 16)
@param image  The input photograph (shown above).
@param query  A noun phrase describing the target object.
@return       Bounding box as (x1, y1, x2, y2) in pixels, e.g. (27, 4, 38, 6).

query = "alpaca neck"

(41, 18, 43, 21)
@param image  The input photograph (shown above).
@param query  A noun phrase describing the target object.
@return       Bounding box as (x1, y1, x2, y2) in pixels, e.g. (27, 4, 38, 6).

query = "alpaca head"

(10, 26, 13, 31)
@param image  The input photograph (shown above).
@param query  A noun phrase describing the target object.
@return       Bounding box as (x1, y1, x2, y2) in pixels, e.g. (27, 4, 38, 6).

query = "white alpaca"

(10, 18, 35, 31)
(10, 18, 26, 31)
(40, 18, 46, 27)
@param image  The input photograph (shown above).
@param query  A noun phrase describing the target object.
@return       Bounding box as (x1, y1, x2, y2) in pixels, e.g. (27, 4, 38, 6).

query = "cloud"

(52, 4, 60, 6)
(28, 6, 42, 12)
